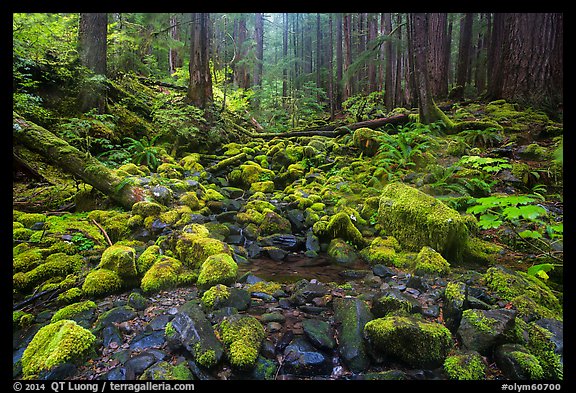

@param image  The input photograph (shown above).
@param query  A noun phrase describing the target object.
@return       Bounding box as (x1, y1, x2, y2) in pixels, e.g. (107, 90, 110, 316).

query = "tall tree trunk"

(328, 13, 335, 120)
(491, 13, 563, 110)
(168, 14, 183, 76)
(187, 13, 213, 109)
(253, 12, 264, 87)
(233, 14, 250, 89)
(410, 13, 454, 126)
(367, 13, 378, 92)
(383, 13, 395, 109)
(282, 13, 289, 107)
(335, 13, 343, 110)
(78, 13, 108, 114)
(455, 13, 474, 98)
(343, 13, 353, 100)
(427, 13, 449, 99)
(474, 13, 489, 95)
(13, 112, 147, 210)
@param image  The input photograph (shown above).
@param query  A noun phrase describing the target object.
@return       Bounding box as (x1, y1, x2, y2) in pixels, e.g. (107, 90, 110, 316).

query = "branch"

(91, 219, 113, 247)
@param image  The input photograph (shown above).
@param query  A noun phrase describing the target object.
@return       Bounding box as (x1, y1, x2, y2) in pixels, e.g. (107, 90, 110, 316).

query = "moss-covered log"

(13, 111, 148, 210)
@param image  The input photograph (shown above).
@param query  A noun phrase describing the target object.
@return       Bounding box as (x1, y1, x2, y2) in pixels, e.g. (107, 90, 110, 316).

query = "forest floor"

(12, 78, 564, 381)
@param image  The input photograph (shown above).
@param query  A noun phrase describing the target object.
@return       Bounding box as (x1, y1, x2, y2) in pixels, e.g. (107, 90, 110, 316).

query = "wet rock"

(327, 238, 359, 265)
(125, 352, 157, 379)
(102, 325, 123, 348)
(443, 281, 468, 332)
(333, 297, 373, 373)
(302, 318, 336, 351)
(282, 336, 332, 377)
(288, 281, 328, 306)
(372, 264, 395, 278)
(259, 234, 300, 251)
(165, 301, 224, 368)
(534, 318, 563, 361)
(494, 343, 544, 380)
(371, 288, 421, 317)
(456, 308, 517, 355)
(129, 330, 166, 351)
(263, 246, 288, 261)
(94, 306, 137, 332)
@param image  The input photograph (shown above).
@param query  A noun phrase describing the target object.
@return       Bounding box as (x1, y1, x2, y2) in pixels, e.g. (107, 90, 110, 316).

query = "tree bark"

(78, 13, 108, 114)
(254, 13, 264, 87)
(427, 13, 449, 99)
(455, 13, 474, 97)
(13, 112, 147, 211)
(187, 13, 213, 108)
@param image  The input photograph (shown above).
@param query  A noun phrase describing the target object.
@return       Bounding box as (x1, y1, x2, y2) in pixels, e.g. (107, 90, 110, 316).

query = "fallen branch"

(92, 219, 113, 247)
(206, 152, 247, 173)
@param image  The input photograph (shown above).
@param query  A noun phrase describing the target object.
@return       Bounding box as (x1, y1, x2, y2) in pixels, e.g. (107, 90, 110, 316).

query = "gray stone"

(282, 336, 332, 377)
(333, 297, 373, 373)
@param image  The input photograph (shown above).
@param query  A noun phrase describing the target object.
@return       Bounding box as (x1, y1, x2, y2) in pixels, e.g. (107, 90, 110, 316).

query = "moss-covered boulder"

(82, 268, 123, 297)
(258, 211, 292, 236)
(352, 127, 384, 156)
(131, 201, 164, 218)
(443, 350, 487, 380)
(13, 253, 84, 293)
(359, 236, 400, 266)
(483, 266, 562, 321)
(98, 244, 138, 280)
(377, 182, 470, 261)
(50, 300, 97, 327)
(196, 253, 238, 290)
(456, 308, 517, 355)
(318, 212, 367, 248)
(218, 314, 265, 370)
(175, 232, 231, 269)
(327, 238, 359, 265)
(141, 256, 193, 294)
(20, 319, 96, 379)
(364, 316, 453, 368)
(414, 246, 451, 276)
(136, 245, 161, 276)
(495, 343, 545, 380)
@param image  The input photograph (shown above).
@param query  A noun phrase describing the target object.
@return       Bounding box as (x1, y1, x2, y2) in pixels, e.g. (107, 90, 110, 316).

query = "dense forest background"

(12, 13, 564, 382)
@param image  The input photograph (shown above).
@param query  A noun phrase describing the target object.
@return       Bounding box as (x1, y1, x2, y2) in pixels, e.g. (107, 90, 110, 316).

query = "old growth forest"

(12, 13, 564, 382)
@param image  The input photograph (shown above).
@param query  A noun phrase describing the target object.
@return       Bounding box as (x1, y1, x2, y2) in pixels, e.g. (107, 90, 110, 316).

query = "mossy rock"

(414, 246, 450, 276)
(364, 316, 453, 368)
(258, 211, 292, 236)
(141, 256, 190, 294)
(197, 253, 238, 290)
(218, 314, 265, 370)
(81, 268, 123, 297)
(50, 300, 97, 324)
(20, 319, 96, 379)
(131, 201, 164, 218)
(250, 180, 275, 193)
(175, 232, 231, 269)
(443, 350, 487, 380)
(13, 253, 84, 293)
(319, 212, 367, 248)
(359, 236, 400, 266)
(179, 191, 202, 210)
(378, 182, 470, 262)
(136, 245, 161, 276)
(483, 266, 562, 319)
(327, 238, 359, 265)
(352, 127, 384, 156)
(98, 244, 138, 280)
(495, 343, 545, 380)
(139, 361, 194, 380)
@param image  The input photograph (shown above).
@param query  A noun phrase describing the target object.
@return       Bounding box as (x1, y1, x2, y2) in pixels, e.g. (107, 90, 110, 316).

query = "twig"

(91, 219, 113, 247)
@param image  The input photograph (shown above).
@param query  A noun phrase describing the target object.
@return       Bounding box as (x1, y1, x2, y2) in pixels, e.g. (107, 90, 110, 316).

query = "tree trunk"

(253, 12, 264, 87)
(427, 13, 449, 99)
(13, 112, 147, 210)
(335, 13, 343, 110)
(455, 13, 474, 97)
(367, 13, 378, 92)
(343, 13, 353, 101)
(78, 13, 108, 114)
(168, 14, 183, 76)
(383, 13, 394, 109)
(491, 13, 563, 110)
(187, 13, 213, 108)
(410, 13, 454, 127)
(282, 13, 289, 106)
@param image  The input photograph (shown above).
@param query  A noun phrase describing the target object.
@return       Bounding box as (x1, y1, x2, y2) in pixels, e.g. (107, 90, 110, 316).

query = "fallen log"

(251, 113, 410, 139)
(13, 111, 149, 211)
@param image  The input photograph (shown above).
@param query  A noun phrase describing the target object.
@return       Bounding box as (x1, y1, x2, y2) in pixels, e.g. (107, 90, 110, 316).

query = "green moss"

(179, 192, 202, 210)
(201, 284, 231, 309)
(51, 300, 97, 323)
(21, 319, 96, 379)
(321, 212, 367, 248)
(16, 213, 47, 228)
(509, 350, 545, 380)
(525, 322, 563, 379)
(250, 180, 275, 193)
(248, 281, 282, 295)
(218, 314, 265, 370)
(175, 233, 231, 269)
(378, 182, 470, 262)
(13, 248, 44, 273)
(140, 256, 183, 294)
(82, 269, 123, 297)
(258, 211, 292, 236)
(444, 281, 465, 303)
(195, 347, 218, 369)
(13, 253, 84, 293)
(57, 287, 83, 304)
(464, 237, 503, 264)
(196, 253, 238, 289)
(364, 316, 453, 368)
(443, 351, 486, 380)
(352, 127, 384, 156)
(87, 210, 132, 243)
(483, 266, 561, 317)
(414, 246, 450, 276)
(99, 244, 138, 280)
(131, 201, 164, 217)
(461, 309, 497, 334)
(13, 310, 34, 330)
(13, 227, 34, 241)
(136, 245, 161, 276)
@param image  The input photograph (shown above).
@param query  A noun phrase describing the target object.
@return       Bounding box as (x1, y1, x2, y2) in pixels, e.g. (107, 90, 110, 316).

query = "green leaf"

(518, 229, 542, 239)
(478, 214, 502, 229)
(527, 263, 554, 279)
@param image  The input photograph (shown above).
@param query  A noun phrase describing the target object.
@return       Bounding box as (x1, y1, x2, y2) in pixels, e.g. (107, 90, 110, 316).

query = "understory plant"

(466, 193, 563, 278)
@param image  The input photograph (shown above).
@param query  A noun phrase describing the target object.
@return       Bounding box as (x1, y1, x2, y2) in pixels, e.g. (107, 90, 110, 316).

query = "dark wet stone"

(102, 325, 123, 347)
(151, 185, 172, 204)
(286, 209, 306, 232)
(302, 318, 336, 351)
(264, 246, 288, 261)
(443, 281, 467, 333)
(146, 314, 173, 332)
(94, 306, 137, 332)
(261, 312, 285, 323)
(247, 242, 263, 258)
(372, 264, 395, 278)
(129, 330, 166, 351)
(165, 301, 224, 365)
(457, 308, 517, 354)
(333, 297, 373, 373)
(102, 366, 126, 380)
(298, 305, 326, 315)
(260, 234, 300, 250)
(38, 363, 77, 380)
(212, 287, 251, 311)
(371, 288, 421, 317)
(128, 291, 148, 311)
(251, 292, 277, 303)
(125, 353, 157, 379)
(151, 218, 168, 232)
(305, 230, 320, 253)
(275, 330, 294, 354)
(288, 282, 328, 306)
(338, 269, 370, 279)
(282, 336, 332, 377)
(251, 356, 278, 380)
(495, 343, 542, 380)
(535, 318, 563, 360)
